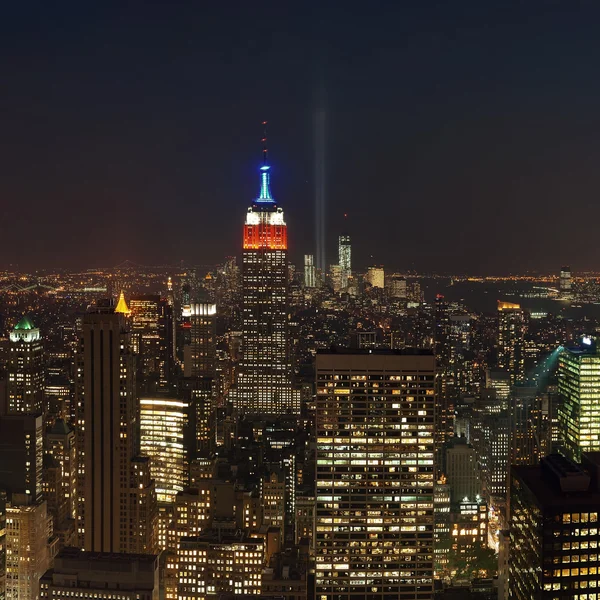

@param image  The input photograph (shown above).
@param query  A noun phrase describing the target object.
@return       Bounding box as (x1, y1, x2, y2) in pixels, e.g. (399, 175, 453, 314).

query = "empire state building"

(234, 146, 299, 415)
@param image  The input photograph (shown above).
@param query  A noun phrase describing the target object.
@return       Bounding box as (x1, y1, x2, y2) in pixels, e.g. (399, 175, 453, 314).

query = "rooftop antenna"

(262, 120, 268, 165)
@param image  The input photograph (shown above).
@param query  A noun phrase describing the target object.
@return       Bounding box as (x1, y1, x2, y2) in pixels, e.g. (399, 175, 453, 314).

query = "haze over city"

(3, 2, 600, 272)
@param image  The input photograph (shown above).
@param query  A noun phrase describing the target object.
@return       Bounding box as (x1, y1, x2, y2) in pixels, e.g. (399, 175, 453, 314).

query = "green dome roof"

(14, 316, 35, 330)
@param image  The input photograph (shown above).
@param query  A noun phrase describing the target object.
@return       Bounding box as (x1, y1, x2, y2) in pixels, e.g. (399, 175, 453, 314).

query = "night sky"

(2, 1, 600, 274)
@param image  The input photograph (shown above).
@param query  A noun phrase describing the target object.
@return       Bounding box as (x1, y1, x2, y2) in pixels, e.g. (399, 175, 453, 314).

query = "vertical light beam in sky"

(314, 85, 326, 273)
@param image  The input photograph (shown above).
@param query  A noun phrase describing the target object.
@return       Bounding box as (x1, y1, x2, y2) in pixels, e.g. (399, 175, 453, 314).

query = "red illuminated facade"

(243, 223, 287, 250)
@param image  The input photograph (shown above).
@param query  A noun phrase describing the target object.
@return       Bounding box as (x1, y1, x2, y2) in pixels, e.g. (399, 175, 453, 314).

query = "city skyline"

(4, 3, 600, 272)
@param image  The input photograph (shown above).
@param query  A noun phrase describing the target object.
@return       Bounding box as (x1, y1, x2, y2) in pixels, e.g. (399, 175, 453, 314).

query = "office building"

(558, 341, 600, 461)
(39, 547, 159, 600)
(329, 264, 343, 292)
(434, 295, 453, 454)
(304, 254, 316, 288)
(0, 414, 43, 502)
(509, 384, 544, 467)
(75, 303, 157, 554)
(0, 490, 5, 600)
(449, 498, 488, 556)
(509, 453, 600, 599)
(315, 349, 435, 600)
(178, 377, 213, 456)
(389, 276, 408, 299)
(262, 472, 286, 537)
(434, 476, 451, 577)
(338, 234, 351, 289)
(183, 303, 216, 378)
(130, 295, 174, 390)
(560, 266, 573, 299)
(365, 266, 385, 288)
(497, 301, 525, 384)
(235, 151, 299, 415)
(446, 440, 481, 504)
(140, 397, 192, 503)
(486, 369, 511, 406)
(5, 499, 53, 600)
(6, 317, 44, 415)
(177, 535, 263, 599)
(43, 418, 77, 547)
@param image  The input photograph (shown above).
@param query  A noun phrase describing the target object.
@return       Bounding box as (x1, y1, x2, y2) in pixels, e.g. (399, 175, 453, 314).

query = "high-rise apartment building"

(129, 295, 174, 390)
(509, 453, 600, 599)
(315, 349, 435, 600)
(497, 301, 525, 384)
(558, 341, 600, 461)
(6, 317, 44, 415)
(183, 303, 216, 378)
(304, 255, 316, 288)
(235, 153, 299, 415)
(338, 234, 351, 289)
(75, 303, 157, 554)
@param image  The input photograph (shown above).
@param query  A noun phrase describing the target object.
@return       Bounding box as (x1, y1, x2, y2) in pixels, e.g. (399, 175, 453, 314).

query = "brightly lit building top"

(498, 300, 521, 311)
(115, 290, 131, 315)
(244, 146, 287, 250)
(10, 315, 41, 342)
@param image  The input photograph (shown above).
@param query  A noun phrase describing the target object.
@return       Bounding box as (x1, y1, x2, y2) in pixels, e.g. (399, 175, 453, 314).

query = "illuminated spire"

(115, 290, 131, 315)
(256, 120, 274, 203)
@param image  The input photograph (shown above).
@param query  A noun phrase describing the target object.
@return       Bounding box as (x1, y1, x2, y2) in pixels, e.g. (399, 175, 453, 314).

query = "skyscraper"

(497, 301, 525, 384)
(0, 490, 5, 600)
(560, 265, 572, 299)
(75, 302, 157, 554)
(5, 500, 52, 600)
(365, 265, 385, 289)
(0, 414, 43, 502)
(304, 254, 316, 288)
(234, 148, 299, 415)
(139, 397, 193, 504)
(129, 295, 174, 391)
(558, 340, 600, 461)
(44, 418, 77, 548)
(6, 316, 44, 415)
(183, 303, 216, 378)
(509, 453, 600, 599)
(434, 295, 453, 454)
(315, 349, 435, 600)
(338, 234, 351, 289)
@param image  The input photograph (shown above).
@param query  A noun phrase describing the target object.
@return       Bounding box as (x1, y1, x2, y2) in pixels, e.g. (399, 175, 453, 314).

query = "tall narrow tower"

(235, 134, 299, 415)
(338, 234, 351, 289)
(7, 316, 44, 415)
(75, 301, 157, 554)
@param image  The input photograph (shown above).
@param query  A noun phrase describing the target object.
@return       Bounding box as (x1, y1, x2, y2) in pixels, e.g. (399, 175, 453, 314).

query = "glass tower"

(338, 234, 351, 289)
(558, 342, 600, 461)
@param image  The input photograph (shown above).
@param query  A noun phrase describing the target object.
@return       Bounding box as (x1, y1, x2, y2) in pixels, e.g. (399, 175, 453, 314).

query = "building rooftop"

(317, 347, 434, 356)
(512, 454, 600, 507)
(14, 315, 35, 330)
